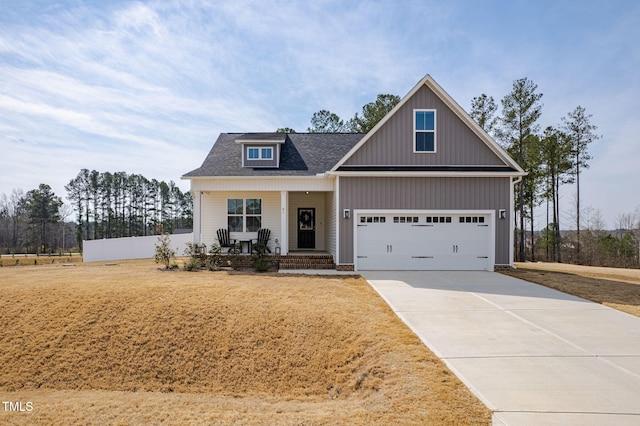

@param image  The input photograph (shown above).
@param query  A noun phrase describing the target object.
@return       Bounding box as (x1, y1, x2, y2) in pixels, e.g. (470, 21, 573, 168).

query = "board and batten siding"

(201, 191, 281, 251)
(344, 85, 504, 167)
(338, 176, 511, 265)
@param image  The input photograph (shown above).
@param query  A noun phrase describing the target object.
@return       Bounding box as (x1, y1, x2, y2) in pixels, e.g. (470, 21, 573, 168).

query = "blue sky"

(1, 0, 638, 229)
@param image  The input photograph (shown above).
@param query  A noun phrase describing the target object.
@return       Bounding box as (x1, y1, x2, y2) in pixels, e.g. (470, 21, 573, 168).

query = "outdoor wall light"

(343, 209, 350, 219)
(274, 239, 281, 255)
(499, 209, 506, 220)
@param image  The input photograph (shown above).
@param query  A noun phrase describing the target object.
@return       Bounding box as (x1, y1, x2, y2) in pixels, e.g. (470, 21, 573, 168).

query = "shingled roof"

(183, 133, 365, 177)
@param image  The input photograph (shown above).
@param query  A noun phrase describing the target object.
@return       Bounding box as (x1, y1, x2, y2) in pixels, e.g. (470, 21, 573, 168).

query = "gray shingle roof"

(183, 133, 365, 177)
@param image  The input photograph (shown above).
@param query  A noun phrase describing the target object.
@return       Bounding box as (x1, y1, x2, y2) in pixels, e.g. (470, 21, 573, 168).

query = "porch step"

(278, 255, 335, 270)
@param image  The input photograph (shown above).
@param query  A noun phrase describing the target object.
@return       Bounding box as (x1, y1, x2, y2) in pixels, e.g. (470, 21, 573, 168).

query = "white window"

(247, 146, 273, 160)
(227, 198, 262, 232)
(414, 109, 436, 153)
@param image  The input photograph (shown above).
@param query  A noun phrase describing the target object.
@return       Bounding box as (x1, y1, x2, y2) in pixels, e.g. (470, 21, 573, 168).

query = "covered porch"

(192, 189, 337, 260)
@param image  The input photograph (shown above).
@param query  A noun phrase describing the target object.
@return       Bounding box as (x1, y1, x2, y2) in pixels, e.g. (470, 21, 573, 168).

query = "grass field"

(501, 262, 640, 318)
(0, 260, 491, 425)
(0, 254, 82, 267)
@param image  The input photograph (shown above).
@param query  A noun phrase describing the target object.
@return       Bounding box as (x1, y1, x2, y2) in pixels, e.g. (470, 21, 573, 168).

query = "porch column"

(193, 190, 202, 244)
(280, 191, 289, 255)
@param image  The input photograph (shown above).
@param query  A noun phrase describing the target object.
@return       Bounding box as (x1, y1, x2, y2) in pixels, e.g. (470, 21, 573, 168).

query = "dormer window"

(236, 133, 285, 168)
(248, 147, 273, 160)
(414, 109, 436, 153)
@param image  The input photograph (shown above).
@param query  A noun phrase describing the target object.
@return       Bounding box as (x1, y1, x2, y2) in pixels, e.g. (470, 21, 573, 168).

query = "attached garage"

(354, 211, 495, 271)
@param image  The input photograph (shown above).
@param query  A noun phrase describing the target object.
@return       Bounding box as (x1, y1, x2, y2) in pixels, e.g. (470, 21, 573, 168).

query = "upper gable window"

(414, 110, 436, 153)
(247, 147, 273, 160)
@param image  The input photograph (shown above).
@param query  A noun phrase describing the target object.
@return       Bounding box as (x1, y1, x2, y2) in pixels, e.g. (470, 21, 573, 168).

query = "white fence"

(83, 233, 194, 263)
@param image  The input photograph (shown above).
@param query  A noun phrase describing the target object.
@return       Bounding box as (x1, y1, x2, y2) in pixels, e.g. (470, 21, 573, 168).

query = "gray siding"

(338, 176, 511, 265)
(243, 144, 279, 168)
(344, 85, 504, 166)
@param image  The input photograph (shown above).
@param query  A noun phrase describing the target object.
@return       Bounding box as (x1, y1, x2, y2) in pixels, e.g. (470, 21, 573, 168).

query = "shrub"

(182, 255, 202, 272)
(183, 242, 208, 272)
(228, 253, 243, 270)
(206, 244, 223, 271)
(154, 234, 176, 269)
(251, 243, 271, 272)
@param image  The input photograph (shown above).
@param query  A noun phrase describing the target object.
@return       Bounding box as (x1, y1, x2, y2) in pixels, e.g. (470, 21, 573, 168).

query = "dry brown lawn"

(0, 260, 490, 425)
(0, 254, 82, 268)
(501, 262, 640, 317)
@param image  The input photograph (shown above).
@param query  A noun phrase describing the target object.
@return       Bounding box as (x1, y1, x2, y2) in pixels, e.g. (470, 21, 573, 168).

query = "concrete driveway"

(362, 271, 640, 426)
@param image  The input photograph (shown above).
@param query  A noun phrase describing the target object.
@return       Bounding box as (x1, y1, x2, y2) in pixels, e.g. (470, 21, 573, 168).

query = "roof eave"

(328, 170, 526, 178)
(182, 174, 332, 180)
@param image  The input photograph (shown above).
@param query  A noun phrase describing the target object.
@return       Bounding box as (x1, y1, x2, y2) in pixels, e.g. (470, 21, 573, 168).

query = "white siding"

(325, 191, 336, 257)
(201, 191, 281, 252)
(190, 177, 334, 192)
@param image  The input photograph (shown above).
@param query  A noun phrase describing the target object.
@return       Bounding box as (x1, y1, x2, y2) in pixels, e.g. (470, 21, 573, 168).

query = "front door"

(298, 208, 316, 249)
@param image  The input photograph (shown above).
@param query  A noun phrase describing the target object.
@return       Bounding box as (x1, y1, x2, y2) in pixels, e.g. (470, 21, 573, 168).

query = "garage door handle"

(477, 256, 488, 258)
(478, 224, 489, 227)
(357, 256, 368, 258)
(357, 224, 367, 227)
(412, 224, 431, 227)
(412, 256, 433, 258)
(386, 245, 393, 253)
(452, 245, 459, 253)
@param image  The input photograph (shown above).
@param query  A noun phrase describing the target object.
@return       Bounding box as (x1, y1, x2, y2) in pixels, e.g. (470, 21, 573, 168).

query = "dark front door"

(298, 208, 316, 249)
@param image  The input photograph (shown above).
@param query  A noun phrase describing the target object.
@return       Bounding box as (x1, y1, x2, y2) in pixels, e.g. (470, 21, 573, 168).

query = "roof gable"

(333, 74, 524, 174)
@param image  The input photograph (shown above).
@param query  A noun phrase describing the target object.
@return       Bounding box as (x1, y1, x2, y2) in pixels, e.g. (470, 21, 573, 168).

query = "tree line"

(0, 170, 192, 254)
(471, 78, 638, 267)
(65, 170, 193, 247)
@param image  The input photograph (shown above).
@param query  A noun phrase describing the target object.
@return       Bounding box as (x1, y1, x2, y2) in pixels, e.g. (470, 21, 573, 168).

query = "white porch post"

(280, 191, 289, 255)
(193, 190, 202, 244)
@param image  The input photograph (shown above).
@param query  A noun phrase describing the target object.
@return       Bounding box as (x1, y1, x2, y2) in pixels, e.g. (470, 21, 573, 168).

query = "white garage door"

(356, 212, 492, 271)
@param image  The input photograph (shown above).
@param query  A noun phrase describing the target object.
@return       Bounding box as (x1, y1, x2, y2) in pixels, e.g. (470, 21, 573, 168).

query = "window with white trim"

(227, 198, 262, 232)
(247, 146, 273, 160)
(414, 109, 436, 152)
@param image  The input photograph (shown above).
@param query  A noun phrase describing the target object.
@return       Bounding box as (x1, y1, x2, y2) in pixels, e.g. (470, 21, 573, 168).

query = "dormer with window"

(236, 133, 286, 168)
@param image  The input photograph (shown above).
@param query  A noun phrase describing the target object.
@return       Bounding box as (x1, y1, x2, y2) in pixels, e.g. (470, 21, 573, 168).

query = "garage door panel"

(356, 213, 492, 271)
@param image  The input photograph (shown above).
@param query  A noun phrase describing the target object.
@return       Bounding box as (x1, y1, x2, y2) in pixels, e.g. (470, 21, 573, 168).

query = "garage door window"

(360, 216, 386, 223)
(426, 216, 451, 223)
(460, 216, 485, 223)
(393, 216, 419, 223)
